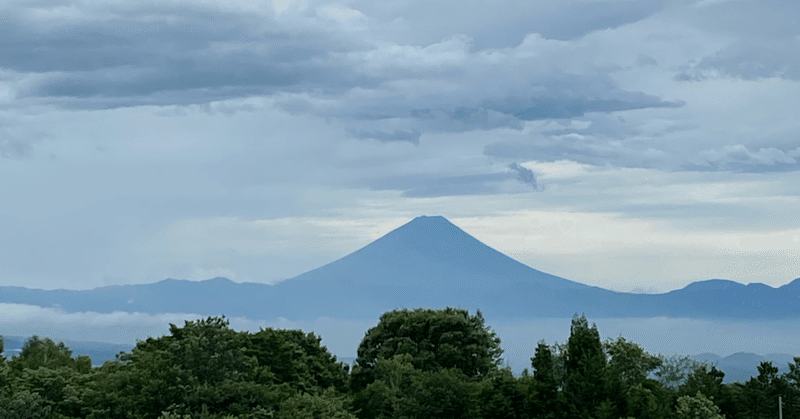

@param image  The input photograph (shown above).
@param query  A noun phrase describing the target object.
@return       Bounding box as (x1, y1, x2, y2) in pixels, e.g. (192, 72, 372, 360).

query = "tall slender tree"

(562, 314, 608, 419)
(524, 341, 561, 419)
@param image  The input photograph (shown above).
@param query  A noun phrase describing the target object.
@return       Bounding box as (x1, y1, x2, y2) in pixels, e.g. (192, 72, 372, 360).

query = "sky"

(2, 0, 800, 294)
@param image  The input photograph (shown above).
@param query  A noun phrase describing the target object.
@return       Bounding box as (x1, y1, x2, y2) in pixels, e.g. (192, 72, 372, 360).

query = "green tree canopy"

(604, 337, 668, 419)
(10, 336, 91, 373)
(83, 316, 351, 419)
(675, 391, 725, 419)
(245, 327, 349, 393)
(353, 354, 478, 419)
(351, 307, 502, 391)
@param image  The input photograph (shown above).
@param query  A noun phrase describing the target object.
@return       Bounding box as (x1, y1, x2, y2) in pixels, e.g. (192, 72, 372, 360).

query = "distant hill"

(1, 215, 799, 321)
(691, 352, 799, 383)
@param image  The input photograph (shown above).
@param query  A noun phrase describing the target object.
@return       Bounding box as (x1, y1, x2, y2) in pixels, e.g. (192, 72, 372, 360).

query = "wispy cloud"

(507, 162, 541, 191)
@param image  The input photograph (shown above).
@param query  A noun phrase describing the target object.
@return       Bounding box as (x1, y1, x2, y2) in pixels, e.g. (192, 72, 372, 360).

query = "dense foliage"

(1, 311, 798, 418)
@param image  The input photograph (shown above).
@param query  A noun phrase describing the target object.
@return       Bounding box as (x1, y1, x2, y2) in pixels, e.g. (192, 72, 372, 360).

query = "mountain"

(1, 215, 799, 321)
(690, 352, 799, 383)
(290, 215, 586, 290)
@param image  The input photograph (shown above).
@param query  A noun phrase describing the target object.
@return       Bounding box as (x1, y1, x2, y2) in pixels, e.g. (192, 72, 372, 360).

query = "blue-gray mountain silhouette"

(1, 215, 799, 320)
(691, 352, 798, 383)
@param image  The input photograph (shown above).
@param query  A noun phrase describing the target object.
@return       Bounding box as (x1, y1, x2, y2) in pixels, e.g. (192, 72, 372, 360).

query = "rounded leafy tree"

(350, 307, 502, 391)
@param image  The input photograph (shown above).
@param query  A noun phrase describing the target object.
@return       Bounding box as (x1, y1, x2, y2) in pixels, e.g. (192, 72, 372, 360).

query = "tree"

(353, 354, 478, 419)
(83, 316, 353, 419)
(9, 336, 91, 373)
(351, 308, 501, 419)
(0, 390, 53, 419)
(562, 314, 608, 419)
(604, 337, 668, 419)
(83, 317, 285, 419)
(655, 355, 704, 392)
(0, 336, 93, 418)
(680, 364, 734, 418)
(18, 365, 96, 418)
(353, 354, 417, 419)
(475, 367, 524, 419)
(276, 388, 356, 419)
(735, 361, 786, 419)
(351, 307, 502, 391)
(779, 356, 800, 418)
(521, 341, 561, 419)
(245, 327, 349, 393)
(675, 391, 725, 419)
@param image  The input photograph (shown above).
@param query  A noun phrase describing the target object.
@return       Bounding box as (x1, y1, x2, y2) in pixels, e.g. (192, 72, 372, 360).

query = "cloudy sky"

(2, 0, 799, 294)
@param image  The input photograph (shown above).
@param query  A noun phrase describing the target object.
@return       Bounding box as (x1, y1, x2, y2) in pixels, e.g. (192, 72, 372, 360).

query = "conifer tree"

(563, 314, 607, 419)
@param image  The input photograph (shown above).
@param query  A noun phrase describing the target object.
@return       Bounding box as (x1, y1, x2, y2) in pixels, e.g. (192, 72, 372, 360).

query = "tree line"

(1, 309, 799, 419)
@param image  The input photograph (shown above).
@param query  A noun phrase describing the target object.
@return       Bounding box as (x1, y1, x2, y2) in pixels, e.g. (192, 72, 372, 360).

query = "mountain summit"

(286, 215, 586, 291)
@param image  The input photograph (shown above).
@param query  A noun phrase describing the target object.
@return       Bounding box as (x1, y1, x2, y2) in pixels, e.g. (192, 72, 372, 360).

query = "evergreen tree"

(522, 341, 561, 419)
(780, 356, 800, 418)
(475, 367, 523, 419)
(562, 314, 607, 419)
(736, 361, 785, 419)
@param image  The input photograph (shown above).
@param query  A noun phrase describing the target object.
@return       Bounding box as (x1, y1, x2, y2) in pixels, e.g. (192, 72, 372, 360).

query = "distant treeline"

(0, 309, 797, 419)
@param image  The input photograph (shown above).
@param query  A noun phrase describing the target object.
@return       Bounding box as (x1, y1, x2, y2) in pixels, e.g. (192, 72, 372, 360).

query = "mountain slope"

(1, 215, 799, 321)
(289, 215, 587, 290)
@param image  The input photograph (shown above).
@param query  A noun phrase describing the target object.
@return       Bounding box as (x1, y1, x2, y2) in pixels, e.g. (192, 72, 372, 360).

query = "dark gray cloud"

(483, 74, 684, 120)
(2, 2, 376, 107)
(275, 72, 683, 144)
(508, 162, 541, 191)
(0, 0, 682, 137)
(485, 93, 682, 120)
(348, 129, 421, 145)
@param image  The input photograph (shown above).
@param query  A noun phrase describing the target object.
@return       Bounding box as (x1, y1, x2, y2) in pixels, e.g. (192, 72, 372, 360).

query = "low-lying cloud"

(3, 303, 800, 375)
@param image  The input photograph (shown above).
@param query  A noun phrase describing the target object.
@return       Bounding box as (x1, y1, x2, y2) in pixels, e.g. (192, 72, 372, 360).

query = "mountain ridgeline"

(1, 215, 799, 321)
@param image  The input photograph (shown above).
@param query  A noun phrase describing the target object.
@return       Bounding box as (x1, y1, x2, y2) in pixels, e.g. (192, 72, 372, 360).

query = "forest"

(0, 308, 797, 419)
